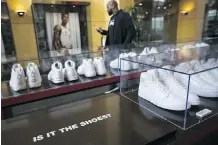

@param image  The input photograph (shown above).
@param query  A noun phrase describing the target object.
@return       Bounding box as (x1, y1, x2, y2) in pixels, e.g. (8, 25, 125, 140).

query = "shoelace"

(152, 77, 170, 98)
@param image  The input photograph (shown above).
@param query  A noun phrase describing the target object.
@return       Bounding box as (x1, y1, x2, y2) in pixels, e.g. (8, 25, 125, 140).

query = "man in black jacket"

(96, 0, 135, 46)
(96, 0, 136, 94)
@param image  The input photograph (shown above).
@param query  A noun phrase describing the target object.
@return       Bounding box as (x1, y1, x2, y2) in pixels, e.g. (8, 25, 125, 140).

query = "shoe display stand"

(1, 50, 143, 110)
(2, 93, 176, 145)
(120, 42, 218, 130)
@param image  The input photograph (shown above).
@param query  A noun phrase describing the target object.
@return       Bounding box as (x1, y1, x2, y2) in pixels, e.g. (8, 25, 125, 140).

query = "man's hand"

(95, 25, 108, 35)
(96, 26, 104, 34)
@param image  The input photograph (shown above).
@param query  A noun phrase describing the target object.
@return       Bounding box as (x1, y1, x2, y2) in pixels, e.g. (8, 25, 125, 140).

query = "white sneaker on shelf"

(158, 65, 200, 106)
(201, 59, 218, 79)
(93, 57, 107, 75)
(149, 47, 159, 54)
(138, 69, 191, 111)
(182, 44, 195, 49)
(77, 59, 86, 75)
(190, 60, 218, 87)
(175, 63, 218, 97)
(9, 64, 26, 91)
(139, 47, 161, 65)
(63, 60, 78, 81)
(48, 61, 65, 84)
(77, 59, 96, 77)
(128, 52, 139, 69)
(110, 53, 131, 71)
(140, 47, 150, 55)
(26, 62, 42, 88)
(140, 47, 158, 55)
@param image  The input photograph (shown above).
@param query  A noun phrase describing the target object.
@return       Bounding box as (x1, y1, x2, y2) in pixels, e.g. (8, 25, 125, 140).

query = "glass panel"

(120, 41, 218, 130)
(1, 2, 16, 63)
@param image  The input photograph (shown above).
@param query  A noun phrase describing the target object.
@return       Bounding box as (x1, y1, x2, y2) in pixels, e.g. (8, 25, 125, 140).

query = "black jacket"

(101, 10, 136, 46)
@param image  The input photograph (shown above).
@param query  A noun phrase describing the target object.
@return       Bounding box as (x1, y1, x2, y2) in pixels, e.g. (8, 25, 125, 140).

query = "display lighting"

(7, 0, 32, 16)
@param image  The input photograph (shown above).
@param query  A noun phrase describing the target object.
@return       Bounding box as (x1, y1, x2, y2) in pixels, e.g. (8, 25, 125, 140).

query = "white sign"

(33, 114, 111, 143)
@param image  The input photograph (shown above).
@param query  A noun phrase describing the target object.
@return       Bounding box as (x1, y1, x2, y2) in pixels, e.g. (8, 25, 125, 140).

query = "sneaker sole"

(66, 75, 78, 81)
(29, 81, 42, 88)
(48, 78, 65, 84)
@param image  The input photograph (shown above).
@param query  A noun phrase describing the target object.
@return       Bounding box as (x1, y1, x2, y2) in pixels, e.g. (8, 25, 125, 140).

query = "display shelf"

(120, 41, 218, 130)
(1, 70, 118, 107)
(123, 90, 218, 130)
(2, 93, 176, 145)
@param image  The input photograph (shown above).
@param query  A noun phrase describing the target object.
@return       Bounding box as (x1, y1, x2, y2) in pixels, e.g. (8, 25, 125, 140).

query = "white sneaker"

(77, 59, 96, 77)
(138, 69, 191, 111)
(190, 60, 218, 87)
(26, 62, 42, 88)
(182, 44, 195, 49)
(9, 64, 26, 91)
(48, 61, 64, 84)
(128, 52, 139, 69)
(110, 53, 131, 71)
(140, 47, 162, 65)
(175, 63, 218, 97)
(63, 60, 78, 81)
(93, 57, 107, 75)
(201, 59, 218, 79)
(158, 65, 200, 105)
(149, 47, 159, 54)
(140, 47, 149, 55)
(140, 47, 158, 55)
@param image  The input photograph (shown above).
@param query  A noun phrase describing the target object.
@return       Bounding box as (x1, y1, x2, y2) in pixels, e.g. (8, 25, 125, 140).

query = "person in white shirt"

(53, 12, 72, 55)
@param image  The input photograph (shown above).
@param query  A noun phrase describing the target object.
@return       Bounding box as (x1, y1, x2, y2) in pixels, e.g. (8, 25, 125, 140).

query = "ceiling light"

(139, 3, 142, 6)
(164, 6, 167, 9)
(73, 6, 76, 7)
(169, 4, 171, 7)
(146, 12, 148, 14)
(157, 6, 160, 9)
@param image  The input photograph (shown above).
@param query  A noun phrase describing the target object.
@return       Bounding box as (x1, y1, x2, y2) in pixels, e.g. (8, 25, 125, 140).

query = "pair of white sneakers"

(139, 47, 164, 65)
(175, 60, 218, 98)
(48, 60, 78, 84)
(9, 63, 42, 91)
(77, 57, 106, 78)
(110, 52, 139, 71)
(138, 68, 195, 111)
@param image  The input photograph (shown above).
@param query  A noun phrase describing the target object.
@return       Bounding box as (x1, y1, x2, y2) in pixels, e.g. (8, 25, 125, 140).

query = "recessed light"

(73, 6, 76, 7)
(164, 6, 167, 9)
(157, 6, 160, 9)
(169, 4, 171, 7)
(139, 3, 142, 6)
(146, 12, 148, 14)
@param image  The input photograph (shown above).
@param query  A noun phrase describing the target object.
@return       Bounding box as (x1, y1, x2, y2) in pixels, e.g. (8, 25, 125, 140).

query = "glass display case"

(119, 41, 218, 130)
(1, 51, 116, 99)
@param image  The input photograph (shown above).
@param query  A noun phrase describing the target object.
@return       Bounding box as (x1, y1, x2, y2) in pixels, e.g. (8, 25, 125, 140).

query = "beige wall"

(176, 0, 206, 42)
(9, 9, 38, 61)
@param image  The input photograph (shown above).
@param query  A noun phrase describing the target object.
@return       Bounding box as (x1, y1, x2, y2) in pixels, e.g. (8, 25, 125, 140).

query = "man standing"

(96, 0, 136, 93)
(96, 0, 135, 46)
(53, 12, 72, 55)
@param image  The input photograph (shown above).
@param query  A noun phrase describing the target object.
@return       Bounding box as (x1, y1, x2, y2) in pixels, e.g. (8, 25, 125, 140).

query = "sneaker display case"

(119, 41, 218, 130)
(1, 51, 119, 107)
